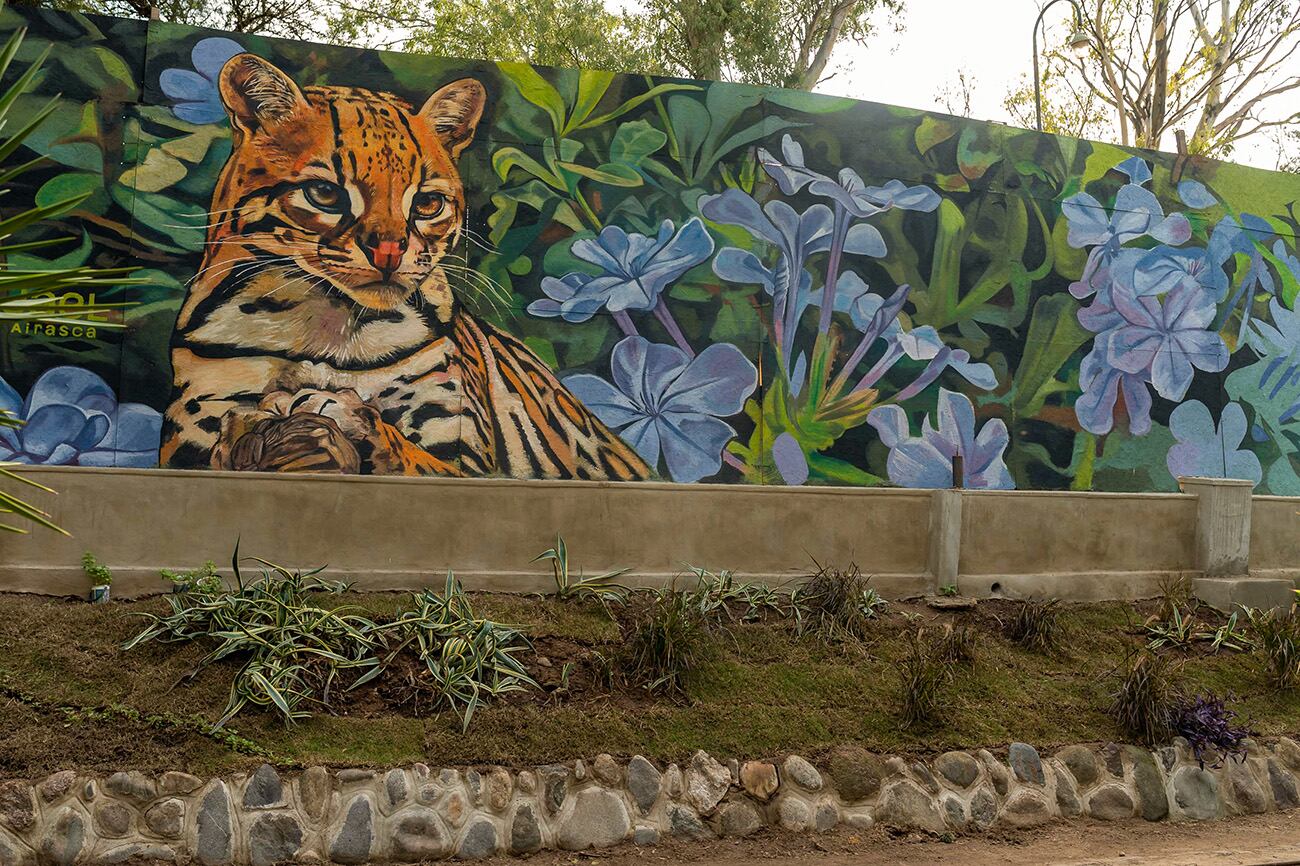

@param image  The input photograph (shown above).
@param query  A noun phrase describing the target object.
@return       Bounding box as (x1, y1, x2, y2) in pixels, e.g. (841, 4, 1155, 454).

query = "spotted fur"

(160, 54, 650, 480)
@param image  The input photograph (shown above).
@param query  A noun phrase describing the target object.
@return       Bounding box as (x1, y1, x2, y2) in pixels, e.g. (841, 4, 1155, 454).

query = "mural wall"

(4, 7, 1300, 492)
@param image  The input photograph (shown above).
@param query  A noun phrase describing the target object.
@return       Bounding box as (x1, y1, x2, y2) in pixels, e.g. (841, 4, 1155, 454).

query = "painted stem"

(891, 350, 952, 402)
(613, 311, 639, 338)
(721, 450, 747, 474)
(829, 323, 881, 396)
(817, 204, 852, 336)
(654, 299, 695, 358)
(852, 343, 905, 393)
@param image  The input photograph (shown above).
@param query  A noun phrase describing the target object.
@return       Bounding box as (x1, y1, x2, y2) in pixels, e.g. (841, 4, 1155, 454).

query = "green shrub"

(362, 573, 537, 730)
(1108, 651, 1178, 745)
(898, 627, 950, 728)
(160, 560, 223, 593)
(81, 552, 112, 586)
(791, 560, 886, 642)
(1243, 605, 1300, 690)
(618, 586, 710, 696)
(1006, 599, 1062, 653)
(533, 536, 628, 605)
(122, 548, 376, 727)
(687, 566, 786, 623)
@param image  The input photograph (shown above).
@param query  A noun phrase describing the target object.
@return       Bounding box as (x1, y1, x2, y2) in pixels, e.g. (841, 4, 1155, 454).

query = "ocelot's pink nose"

(362, 236, 407, 276)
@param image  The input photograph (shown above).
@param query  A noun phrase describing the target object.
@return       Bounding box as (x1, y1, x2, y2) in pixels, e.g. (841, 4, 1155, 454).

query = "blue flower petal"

(23, 366, 116, 419)
(772, 432, 808, 486)
(657, 412, 736, 483)
(190, 37, 245, 80)
(659, 343, 757, 416)
(159, 67, 213, 102)
(19, 404, 97, 459)
(1114, 156, 1153, 185)
(1178, 180, 1217, 209)
(111, 403, 163, 454)
(172, 99, 228, 126)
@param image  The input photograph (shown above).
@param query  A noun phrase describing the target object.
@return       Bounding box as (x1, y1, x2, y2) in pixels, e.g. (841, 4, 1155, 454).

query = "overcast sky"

(806, 0, 1297, 171)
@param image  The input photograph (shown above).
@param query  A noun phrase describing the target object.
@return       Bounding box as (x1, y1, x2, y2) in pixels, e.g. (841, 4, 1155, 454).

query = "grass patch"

(1, 590, 1298, 776)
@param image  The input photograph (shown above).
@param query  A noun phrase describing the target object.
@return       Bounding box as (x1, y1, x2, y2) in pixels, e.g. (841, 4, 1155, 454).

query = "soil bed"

(0, 587, 1296, 777)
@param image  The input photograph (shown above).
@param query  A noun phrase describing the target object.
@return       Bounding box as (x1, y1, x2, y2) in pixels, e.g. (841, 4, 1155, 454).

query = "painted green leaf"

(915, 117, 956, 156)
(957, 126, 1001, 181)
(498, 63, 565, 135)
(1010, 294, 1090, 419)
(609, 120, 666, 168)
(491, 146, 562, 188)
(762, 89, 855, 114)
(34, 171, 100, 208)
(558, 161, 642, 187)
(119, 146, 187, 192)
(579, 82, 701, 131)
(564, 69, 614, 134)
(524, 336, 559, 370)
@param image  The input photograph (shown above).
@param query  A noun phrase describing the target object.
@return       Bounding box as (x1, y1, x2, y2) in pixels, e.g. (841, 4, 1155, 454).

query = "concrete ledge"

(1192, 577, 1297, 613)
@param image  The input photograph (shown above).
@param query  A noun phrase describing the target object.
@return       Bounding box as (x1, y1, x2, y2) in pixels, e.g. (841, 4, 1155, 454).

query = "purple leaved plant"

(1173, 692, 1255, 769)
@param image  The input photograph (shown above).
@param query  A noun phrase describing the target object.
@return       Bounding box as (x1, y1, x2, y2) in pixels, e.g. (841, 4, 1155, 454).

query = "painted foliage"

(3, 8, 1300, 492)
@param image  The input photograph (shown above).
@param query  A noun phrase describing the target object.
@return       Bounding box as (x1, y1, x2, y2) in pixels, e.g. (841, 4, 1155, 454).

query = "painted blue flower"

(1074, 282, 1227, 436)
(1107, 283, 1228, 402)
(1130, 245, 1230, 302)
(563, 336, 757, 483)
(529, 219, 714, 323)
(0, 367, 162, 467)
(1178, 180, 1217, 209)
(1062, 183, 1192, 304)
(1114, 156, 1153, 185)
(867, 388, 1013, 489)
(758, 135, 940, 216)
(1166, 400, 1261, 485)
(160, 37, 245, 125)
(1075, 333, 1153, 436)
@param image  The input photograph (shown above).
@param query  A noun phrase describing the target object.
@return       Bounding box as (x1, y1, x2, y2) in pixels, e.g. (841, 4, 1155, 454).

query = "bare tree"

(1055, 0, 1300, 157)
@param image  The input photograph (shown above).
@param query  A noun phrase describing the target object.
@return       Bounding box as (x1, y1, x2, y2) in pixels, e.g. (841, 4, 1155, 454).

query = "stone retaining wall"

(4, 738, 1300, 864)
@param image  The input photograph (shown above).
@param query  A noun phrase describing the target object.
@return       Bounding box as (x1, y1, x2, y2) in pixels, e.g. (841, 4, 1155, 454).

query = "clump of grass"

(898, 627, 952, 728)
(791, 560, 886, 642)
(1242, 605, 1300, 689)
(1155, 574, 1194, 622)
(935, 622, 977, 666)
(1108, 651, 1178, 745)
(533, 536, 629, 605)
(160, 560, 223, 593)
(618, 586, 711, 696)
(1006, 599, 1062, 653)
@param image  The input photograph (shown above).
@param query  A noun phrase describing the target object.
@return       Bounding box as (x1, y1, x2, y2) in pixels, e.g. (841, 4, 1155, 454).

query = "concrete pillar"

(1178, 476, 1253, 577)
(1178, 476, 1292, 611)
(928, 489, 962, 593)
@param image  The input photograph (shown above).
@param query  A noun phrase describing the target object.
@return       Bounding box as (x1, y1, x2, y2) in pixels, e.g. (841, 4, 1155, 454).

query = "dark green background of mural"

(3, 6, 1300, 492)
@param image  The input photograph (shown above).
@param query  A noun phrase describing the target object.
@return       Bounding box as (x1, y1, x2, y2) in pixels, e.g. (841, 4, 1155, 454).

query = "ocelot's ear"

(419, 79, 486, 157)
(219, 54, 307, 134)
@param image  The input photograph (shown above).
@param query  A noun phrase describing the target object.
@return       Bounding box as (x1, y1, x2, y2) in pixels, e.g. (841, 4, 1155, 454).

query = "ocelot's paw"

(211, 404, 361, 474)
(259, 388, 385, 443)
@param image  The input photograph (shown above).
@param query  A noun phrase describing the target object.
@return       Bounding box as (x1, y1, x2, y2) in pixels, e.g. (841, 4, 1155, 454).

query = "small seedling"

(82, 552, 112, 602)
(938, 584, 959, 597)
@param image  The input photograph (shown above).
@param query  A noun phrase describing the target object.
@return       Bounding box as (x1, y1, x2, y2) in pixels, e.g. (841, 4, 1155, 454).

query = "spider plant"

(359, 572, 537, 731)
(533, 535, 629, 604)
(687, 566, 786, 622)
(1143, 604, 1200, 651)
(0, 25, 137, 534)
(122, 543, 379, 728)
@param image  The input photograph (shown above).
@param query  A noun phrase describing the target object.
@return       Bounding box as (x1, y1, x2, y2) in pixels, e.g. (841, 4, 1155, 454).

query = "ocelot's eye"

(302, 181, 346, 214)
(412, 191, 447, 220)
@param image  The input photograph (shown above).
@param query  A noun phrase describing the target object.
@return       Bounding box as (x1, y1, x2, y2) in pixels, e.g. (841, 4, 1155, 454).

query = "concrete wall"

(4, 466, 1296, 602)
(1, 465, 934, 598)
(1250, 497, 1300, 581)
(957, 491, 1199, 600)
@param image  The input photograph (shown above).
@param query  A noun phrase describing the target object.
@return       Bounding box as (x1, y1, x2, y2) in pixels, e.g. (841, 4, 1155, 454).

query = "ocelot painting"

(159, 54, 651, 481)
